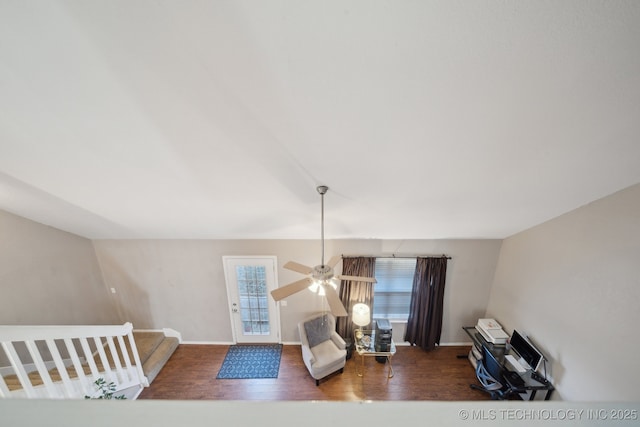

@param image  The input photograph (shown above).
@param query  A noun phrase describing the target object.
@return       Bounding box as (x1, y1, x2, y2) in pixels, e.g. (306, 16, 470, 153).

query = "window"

(236, 265, 270, 335)
(372, 257, 416, 320)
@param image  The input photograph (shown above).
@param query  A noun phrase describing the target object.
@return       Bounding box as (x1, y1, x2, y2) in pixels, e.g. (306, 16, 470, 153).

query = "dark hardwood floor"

(139, 344, 488, 401)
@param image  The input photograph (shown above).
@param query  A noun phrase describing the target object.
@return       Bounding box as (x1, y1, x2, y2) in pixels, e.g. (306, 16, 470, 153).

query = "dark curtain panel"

(335, 257, 376, 339)
(403, 256, 448, 350)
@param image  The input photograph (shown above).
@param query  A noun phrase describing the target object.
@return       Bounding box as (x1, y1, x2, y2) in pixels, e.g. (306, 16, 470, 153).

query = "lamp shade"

(352, 303, 370, 327)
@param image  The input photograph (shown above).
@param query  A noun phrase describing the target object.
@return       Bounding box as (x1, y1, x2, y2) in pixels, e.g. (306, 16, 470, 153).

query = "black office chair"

(470, 345, 518, 400)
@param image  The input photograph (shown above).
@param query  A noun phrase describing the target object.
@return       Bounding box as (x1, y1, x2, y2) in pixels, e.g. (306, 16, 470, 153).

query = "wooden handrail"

(0, 322, 134, 342)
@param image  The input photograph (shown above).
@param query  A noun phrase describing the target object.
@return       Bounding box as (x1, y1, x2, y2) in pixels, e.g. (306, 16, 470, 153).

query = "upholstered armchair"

(298, 312, 347, 386)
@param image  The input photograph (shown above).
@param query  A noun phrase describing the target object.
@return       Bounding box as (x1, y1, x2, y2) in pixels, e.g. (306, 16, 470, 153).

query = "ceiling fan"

(270, 186, 377, 317)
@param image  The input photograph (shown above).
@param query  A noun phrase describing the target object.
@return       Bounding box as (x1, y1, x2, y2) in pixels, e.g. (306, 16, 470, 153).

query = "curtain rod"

(341, 254, 452, 260)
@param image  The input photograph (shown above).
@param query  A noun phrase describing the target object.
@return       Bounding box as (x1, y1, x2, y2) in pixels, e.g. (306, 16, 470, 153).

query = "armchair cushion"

(304, 314, 332, 348)
(309, 340, 344, 371)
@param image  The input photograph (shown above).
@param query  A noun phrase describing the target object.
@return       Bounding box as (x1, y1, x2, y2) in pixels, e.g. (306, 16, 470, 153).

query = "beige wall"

(93, 238, 502, 343)
(486, 183, 640, 401)
(1, 205, 500, 345)
(0, 210, 118, 326)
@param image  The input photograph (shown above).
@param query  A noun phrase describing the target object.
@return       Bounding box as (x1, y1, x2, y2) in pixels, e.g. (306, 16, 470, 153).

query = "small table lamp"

(352, 303, 370, 340)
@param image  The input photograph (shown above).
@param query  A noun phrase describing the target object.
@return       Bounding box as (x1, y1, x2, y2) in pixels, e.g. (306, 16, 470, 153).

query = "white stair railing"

(0, 322, 148, 399)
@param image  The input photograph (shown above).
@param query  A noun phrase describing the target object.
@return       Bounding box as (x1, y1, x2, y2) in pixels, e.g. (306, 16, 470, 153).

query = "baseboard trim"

(180, 341, 299, 345)
(180, 340, 234, 345)
(440, 341, 473, 346)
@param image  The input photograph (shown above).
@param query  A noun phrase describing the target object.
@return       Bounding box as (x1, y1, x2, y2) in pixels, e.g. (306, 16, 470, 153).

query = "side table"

(354, 330, 396, 378)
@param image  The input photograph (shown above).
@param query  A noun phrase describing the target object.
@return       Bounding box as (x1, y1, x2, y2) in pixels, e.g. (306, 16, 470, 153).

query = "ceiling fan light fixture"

(329, 277, 340, 289)
(271, 185, 377, 318)
(308, 281, 320, 294)
(308, 277, 339, 296)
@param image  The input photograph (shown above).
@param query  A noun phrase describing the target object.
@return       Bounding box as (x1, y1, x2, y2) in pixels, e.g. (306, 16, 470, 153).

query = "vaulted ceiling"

(1, 1, 639, 239)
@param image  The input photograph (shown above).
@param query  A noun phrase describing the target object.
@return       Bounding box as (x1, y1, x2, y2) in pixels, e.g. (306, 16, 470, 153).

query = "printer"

(475, 318, 509, 344)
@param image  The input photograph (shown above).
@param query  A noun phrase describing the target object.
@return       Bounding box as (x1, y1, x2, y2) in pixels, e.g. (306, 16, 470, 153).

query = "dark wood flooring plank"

(138, 344, 487, 401)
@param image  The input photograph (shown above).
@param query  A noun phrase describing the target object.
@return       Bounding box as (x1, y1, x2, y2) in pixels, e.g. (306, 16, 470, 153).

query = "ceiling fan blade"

(283, 261, 313, 275)
(323, 285, 348, 317)
(271, 278, 313, 301)
(326, 255, 340, 268)
(337, 275, 377, 283)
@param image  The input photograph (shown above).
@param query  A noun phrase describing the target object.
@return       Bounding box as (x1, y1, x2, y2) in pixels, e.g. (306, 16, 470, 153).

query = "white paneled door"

(223, 256, 280, 344)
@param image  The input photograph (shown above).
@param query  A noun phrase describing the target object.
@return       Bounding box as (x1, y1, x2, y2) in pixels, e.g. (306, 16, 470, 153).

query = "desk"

(354, 330, 396, 378)
(463, 326, 554, 400)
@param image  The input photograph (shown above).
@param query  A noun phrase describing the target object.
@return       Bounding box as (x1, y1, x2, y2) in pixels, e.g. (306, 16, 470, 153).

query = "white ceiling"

(1, 1, 639, 240)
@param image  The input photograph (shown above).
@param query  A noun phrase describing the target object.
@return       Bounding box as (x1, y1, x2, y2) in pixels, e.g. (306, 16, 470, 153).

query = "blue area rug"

(216, 344, 282, 379)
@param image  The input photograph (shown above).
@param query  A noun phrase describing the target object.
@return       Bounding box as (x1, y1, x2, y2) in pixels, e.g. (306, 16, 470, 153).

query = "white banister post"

(45, 339, 75, 398)
(0, 371, 12, 398)
(2, 341, 36, 398)
(24, 340, 59, 398)
(93, 336, 115, 384)
(105, 336, 125, 384)
(64, 337, 92, 397)
(79, 338, 100, 380)
(126, 330, 148, 387)
(0, 342, 12, 398)
(117, 335, 134, 382)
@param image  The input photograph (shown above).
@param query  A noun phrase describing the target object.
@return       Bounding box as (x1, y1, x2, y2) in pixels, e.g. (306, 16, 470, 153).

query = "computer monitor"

(510, 330, 543, 371)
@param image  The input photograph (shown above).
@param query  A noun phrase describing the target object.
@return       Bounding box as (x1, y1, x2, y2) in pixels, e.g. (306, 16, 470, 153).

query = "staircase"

(133, 330, 179, 384)
(0, 324, 180, 399)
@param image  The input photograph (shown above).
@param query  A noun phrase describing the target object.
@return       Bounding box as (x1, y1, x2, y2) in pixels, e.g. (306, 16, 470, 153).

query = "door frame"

(222, 255, 281, 344)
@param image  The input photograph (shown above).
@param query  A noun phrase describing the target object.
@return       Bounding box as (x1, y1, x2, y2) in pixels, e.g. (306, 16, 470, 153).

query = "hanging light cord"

(320, 190, 325, 266)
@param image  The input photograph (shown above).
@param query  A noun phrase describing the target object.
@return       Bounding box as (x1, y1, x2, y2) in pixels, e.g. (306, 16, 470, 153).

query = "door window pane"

(236, 265, 271, 335)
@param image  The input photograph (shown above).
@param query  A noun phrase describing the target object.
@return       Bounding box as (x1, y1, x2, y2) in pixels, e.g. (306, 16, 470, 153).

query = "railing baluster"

(24, 340, 58, 398)
(64, 338, 92, 397)
(106, 336, 125, 384)
(45, 339, 75, 398)
(93, 336, 114, 384)
(116, 335, 133, 382)
(1, 342, 36, 398)
(79, 337, 100, 379)
(0, 372, 11, 398)
(126, 329, 148, 386)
